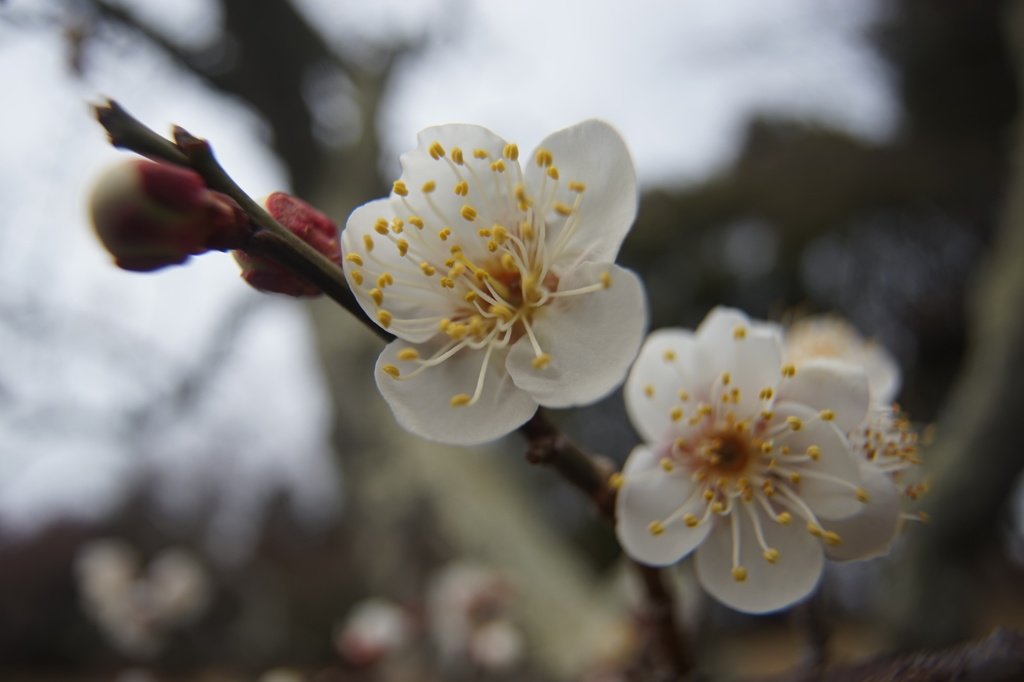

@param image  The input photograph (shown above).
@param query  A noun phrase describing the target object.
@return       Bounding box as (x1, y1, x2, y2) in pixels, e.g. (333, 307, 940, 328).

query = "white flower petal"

(524, 120, 637, 267)
(342, 200, 455, 342)
(506, 263, 646, 408)
(772, 402, 864, 520)
(863, 343, 902, 406)
(731, 326, 784, 417)
(615, 446, 712, 566)
(689, 307, 754, 391)
(694, 504, 824, 614)
(778, 358, 870, 432)
(375, 339, 537, 445)
(824, 462, 902, 561)
(624, 328, 699, 443)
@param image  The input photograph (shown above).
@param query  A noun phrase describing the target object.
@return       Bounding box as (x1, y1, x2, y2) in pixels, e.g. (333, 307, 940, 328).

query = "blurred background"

(1, 0, 1022, 680)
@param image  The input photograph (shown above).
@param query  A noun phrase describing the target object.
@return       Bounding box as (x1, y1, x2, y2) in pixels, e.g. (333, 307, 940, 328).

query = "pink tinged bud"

(233, 192, 341, 297)
(89, 160, 251, 272)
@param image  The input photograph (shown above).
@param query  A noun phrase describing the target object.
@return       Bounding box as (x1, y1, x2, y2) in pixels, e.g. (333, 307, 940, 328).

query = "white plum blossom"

(615, 307, 901, 614)
(784, 315, 927, 507)
(784, 316, 901, 407)
(342, 120, 646, 444)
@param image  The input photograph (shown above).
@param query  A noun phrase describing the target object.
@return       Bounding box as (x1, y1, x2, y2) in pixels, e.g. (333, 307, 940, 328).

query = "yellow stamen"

(392, 180, 408, 196)
(381, 364, 400, 378)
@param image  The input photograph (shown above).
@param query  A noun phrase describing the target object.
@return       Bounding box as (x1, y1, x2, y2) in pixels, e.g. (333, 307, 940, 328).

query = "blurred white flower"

(75, 540, 210, 658)
(342, 120, 647, 444)
(784, 315, 901, 406)
(615, 307, 901, 613)
(334, 597, 413, 667)
(425, 562, 517, 665)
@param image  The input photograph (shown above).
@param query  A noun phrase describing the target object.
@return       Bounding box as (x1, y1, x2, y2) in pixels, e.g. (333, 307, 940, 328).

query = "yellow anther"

(350, 271, 363, 286)
(823, 531, 842, 546)
(776, 512, 793, 525)
(674, 437, 687, 450)
(376, 310, 393, 328)
(647, 520, 666, 536)
(789, 472, 802, 484)
(392, 180, 409, 196)
(733, 326, 747, 340)
(781, 446, 791, 454)
(669, 407, 683, 422)
(568, 181, 586, 192)
(461, 205, 478, 221)
(643, 384, 654, 398)
(703, 490, 715, 502)
(374, 218, 390, 235)
(712, 502, 725, 514)
(807, 445, 821, 460)
(345, 253, 364, 266)
(761, 410, 775, 421)
(429, 141, 445, 159)
(369, 288, 384, 306)
(447, 323, 468, 340)
(454, 180, 469, 196)
(468, 316, 484, 337)
(420, 262, 436, 276)
(377, 272, 394, 288)
(473, 148, 489, 159)
(474, 269, 490, 282)
(535, 148, 553, 167)
(381, 364, 400, 378)
(492, 224, 509, 243)
(421, 180, 436, 193)
(397, 348, 420, 361)
(391, 218, 404, 233)
(721, 372, 731, 386)
(547, 166, 560, 180)
(490, 160, 506, 172)
(439, 277, 455, 289)
(683, 513, 699, 528)
(663, 350, 677, 362)
(763, 548, 780, 563)
(787, 416, 803, 431)
(532, 353, 552, 370)
(451, 147, 464, 164)
(449, 263, 466, 278)
(363, 234, 374, 251)
(490, 304, 513, 321)
(820, 409, 836, 421)
(660, 458, 675, 472)
(731, 566, 748, 583)
(807, 522, 824, 537)
(396, 239, 409, 257)
(437, 318, 450, 332)
(478, 228, 493, 237)
(761, 441, 774, 454)
(608, 472, 625, 490)
(855, 488, 870, 503)
(449, 244, 463, 256)
(464, 291, 477, 303)
(486, 240, 498, 252)
(554, 202, 573, 216)
(781, 363, 797, 377)
(450, 394, 471, 407)
(600, 271, 612, 289)
(409, 216, 424, 229)
(678, 389, 690, 401)
(438, 228, 451, 241)
(501, 253, 518, 271)
(503, 143, 519, 160)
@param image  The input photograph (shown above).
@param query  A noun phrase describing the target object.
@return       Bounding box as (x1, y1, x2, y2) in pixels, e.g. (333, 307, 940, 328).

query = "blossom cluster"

(614, 307, 920, 613)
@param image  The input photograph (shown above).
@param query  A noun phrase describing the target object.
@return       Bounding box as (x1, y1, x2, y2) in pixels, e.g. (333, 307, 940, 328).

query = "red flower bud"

(89, 160, 250, 272)
(234, 192, 341, 297)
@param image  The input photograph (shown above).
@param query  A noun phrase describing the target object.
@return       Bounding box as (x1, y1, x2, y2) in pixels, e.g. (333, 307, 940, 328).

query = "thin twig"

(94, 99, 391, 342)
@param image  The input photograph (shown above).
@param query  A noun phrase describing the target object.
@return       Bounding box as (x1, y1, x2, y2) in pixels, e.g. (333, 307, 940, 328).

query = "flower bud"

(89, 160, 250, 272)
(233, 192, 341, 297)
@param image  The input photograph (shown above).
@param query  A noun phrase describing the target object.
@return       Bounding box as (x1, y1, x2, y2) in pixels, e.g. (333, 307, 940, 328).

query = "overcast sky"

(0, 0, 894, 556)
